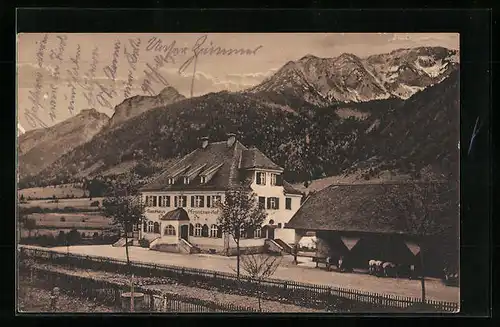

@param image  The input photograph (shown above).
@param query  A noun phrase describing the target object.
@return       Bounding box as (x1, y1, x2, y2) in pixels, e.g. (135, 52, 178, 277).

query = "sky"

(17, 33, 459, 132)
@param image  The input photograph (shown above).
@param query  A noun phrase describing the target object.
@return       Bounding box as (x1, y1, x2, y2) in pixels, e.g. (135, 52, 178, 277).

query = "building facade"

(138, 134, 303, 254)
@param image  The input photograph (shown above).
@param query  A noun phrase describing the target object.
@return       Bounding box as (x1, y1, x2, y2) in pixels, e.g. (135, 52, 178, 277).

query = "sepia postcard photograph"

(16, 32, 460, 314)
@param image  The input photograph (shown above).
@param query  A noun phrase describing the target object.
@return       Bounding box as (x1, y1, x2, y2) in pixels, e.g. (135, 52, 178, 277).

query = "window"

(174, 196, 187, 207)
(202, 224, 209, 237)
(167, 178, 174, 185)
(200, 176, 206, 184)
(159, 195, 171, 207)
(145, 195, 157, 207)
(195, 223, 203, 237)
(254, 227, 262, 238)
(277, 223, 282, 228)
(164, 225, 176, 236)
(285, 197, 292, 210)
(153, 222, 160, 234)
(256, 172, 266, 185)
(133, 224, 138, 232)
(258, 197, 266, 209)
(207, 195, 222, 208)
(267, 197, 279, 210)
(270, 173, 277, 186)
(191, 195, 205, 208)
(184, 177, 190, 184)
(189, 224, 194, 236)
(143, 221, 147, 232)
(147, 221, 154, 233)
(210, 225, 218, 238)
(239, 228, 246, 239)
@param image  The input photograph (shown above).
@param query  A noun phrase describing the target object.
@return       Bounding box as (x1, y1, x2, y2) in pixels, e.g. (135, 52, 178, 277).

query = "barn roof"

(286, 182, 458, 236)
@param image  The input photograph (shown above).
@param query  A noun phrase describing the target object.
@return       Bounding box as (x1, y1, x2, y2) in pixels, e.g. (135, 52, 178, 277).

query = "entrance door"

(267, 227, 275, 240)
(180, 225, 189, 240)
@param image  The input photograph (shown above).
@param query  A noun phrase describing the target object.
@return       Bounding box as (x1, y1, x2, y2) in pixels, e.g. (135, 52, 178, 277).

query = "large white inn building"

(138, 134, 303, 255)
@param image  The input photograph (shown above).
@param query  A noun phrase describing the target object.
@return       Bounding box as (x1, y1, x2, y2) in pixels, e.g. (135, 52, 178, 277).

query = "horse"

(368, 260, 376, 275)
(382, 262, 397, 277)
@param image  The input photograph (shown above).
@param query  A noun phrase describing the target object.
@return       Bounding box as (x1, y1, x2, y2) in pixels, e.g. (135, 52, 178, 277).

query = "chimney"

(201, 136, 209, 149)
(226, 133, 236, 147)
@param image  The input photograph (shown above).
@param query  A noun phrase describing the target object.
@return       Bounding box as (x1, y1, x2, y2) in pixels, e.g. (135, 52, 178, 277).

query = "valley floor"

(22, 244, 459, 303)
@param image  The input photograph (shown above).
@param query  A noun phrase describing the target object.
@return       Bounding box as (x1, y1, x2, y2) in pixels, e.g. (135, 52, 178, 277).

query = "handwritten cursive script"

(123, 38, 141, 98)
(79, 47, 99, 107)
(47, 35, 68, 122)
(66, 44, 81, 115)
(103, 40, 121, 82)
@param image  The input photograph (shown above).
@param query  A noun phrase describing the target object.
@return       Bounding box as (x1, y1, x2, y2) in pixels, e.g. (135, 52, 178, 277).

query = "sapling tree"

(217, 186, 267, 279)
(239, 253, 282, 312)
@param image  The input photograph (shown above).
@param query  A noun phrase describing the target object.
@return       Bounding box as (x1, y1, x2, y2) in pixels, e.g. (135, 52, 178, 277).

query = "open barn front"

(346, 234, 417, 269)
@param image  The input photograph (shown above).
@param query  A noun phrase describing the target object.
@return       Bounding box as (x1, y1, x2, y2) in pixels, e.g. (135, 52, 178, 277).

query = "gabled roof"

(140, 141, 249, 192)
(286, 182, 458, 236)
(241, 147, 284, 171)
(160, 208, 189, 221)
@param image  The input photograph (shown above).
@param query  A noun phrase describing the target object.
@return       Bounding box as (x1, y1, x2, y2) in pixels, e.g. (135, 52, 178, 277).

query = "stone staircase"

(179, 238, 200, 254)
(112, 238, 134, 247)
(273, 238, 294, 254)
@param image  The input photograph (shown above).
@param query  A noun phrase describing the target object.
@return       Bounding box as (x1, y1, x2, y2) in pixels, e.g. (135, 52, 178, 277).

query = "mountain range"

(249, 46, 458, 105)
(18, 46, 460, 190)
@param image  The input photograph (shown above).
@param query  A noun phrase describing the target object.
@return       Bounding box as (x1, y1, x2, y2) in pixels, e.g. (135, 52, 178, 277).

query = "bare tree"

(239, 253, 282, 312)
(217, 186, 267, 279)
(103, 193, 145, 267)
(375, 181, 457, 303)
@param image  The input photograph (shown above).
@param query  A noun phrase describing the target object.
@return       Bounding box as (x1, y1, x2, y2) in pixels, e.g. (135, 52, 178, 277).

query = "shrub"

(60, 217, 66, 222)
(90, 200, 100, 207)
(139, 238, 150, 248)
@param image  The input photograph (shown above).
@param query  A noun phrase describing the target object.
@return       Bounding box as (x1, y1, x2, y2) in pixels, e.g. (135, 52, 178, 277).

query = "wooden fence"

(18, 246, 459, 313)
(19, 265, 261, 313)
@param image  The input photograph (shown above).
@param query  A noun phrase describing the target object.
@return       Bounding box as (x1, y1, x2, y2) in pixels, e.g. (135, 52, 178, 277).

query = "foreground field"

(19, 197, 105, 210)
(26, 212, 113, 229)
(24, 262, 323, 313)
(33, 244, 459, 303)
(19, 184, 86, 200)
(18, 280, 115, 313)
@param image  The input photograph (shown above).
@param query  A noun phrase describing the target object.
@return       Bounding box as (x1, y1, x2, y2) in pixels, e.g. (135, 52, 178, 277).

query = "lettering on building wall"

(146, 209, 168, 214)
(188, 208, 220, 216)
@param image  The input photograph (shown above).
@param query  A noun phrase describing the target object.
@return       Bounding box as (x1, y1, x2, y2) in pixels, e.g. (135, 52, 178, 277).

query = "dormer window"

(184, 177, 190, 184)
(167, 178, 174, 185)
(256, 172, 266, 185)
(200, 176, 206, 184)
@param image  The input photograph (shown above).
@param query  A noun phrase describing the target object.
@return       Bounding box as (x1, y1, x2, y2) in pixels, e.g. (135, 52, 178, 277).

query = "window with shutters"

(270, 173, 277, 186)
(285, 197, 292, 210)
(195, 223, 203, 237)
(159, 195, 171, 207)
(208, 195, 222, 207)
(258, 197, 266, 209)
(153, 222, 160, 234)
(145, 196, 158, 207)
(192, 195, 204, 208)
(147, 221, 154, 233)
(267, 197, 279, 210)
(256, 172, 266, 185)
(174, 196, 187, 207)
(210, 225, 218, 238)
